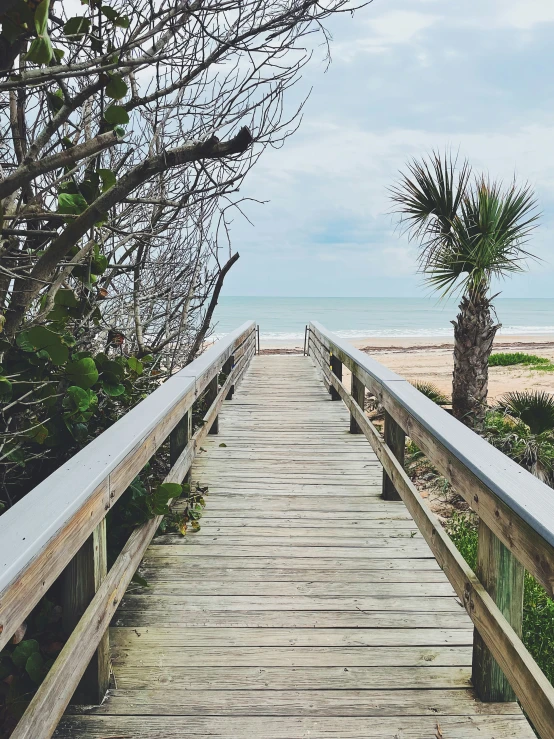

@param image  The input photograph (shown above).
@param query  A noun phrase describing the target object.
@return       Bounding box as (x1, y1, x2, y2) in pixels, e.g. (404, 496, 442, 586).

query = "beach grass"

(489, 352, 553, 369)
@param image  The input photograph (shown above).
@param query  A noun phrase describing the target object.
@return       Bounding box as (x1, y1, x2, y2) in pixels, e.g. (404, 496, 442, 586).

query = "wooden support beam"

(473, 520, 525, 701)
(223, 355, 234, 400)
(170, 410, 192, 485)
(350, 374, 365, 434)
(61, 520, 109, 704)
(205, 375, 219, 434)
(329, 354, 342, 401)
(382, 411, 405, 501)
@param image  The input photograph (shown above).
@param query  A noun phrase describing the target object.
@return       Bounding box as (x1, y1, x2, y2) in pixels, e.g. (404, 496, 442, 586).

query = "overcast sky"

(222, 0, 554, 298)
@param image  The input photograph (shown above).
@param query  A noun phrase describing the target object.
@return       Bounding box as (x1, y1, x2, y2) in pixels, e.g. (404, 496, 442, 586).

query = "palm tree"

(390, 152, 539, 429)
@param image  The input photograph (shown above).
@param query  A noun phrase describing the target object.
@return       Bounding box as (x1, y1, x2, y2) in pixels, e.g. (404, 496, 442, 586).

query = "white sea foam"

(213, 325, 554, 342)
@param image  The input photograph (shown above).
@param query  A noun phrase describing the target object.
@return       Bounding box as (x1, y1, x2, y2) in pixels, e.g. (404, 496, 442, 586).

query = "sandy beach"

(260, 334, 554, 401)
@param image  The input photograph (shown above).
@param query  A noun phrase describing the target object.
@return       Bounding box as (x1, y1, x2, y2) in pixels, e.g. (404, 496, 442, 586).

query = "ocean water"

(212, 297, 554, 342)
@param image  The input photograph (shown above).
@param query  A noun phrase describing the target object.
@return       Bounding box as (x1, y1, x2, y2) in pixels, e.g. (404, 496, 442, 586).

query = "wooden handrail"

(307, 322, 554, 737)
(309, 321, 554, 595)
(0, 322, 256, 653)
(10, 330, 256, 739)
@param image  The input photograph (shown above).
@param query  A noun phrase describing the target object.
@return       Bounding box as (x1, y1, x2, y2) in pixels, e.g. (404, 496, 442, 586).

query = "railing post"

(62, 520, 109, 704)
(382, 411, 405, 501)
(350, 373, 365, 434)
(223, 355, 234, 400)
(170, 408, 192, 483)
(329, 352, 342, 400)
(472, 520, 525, 701)
(205, 374, 219, 434)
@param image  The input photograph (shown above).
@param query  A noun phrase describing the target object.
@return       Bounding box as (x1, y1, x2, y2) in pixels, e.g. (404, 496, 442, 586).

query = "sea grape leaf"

(11, 640, 39, 669)
(127, 357, 143, 375)
(25, 651, 46, 684)
(104, 104, 129, 125)
(26, 34, 53, 65)
(98, 168, 116, 192)
(64, 16, 90, 36)
(25, 423, 49, 444)
(54, 288, 78, 307)
(65, 357, 99, 389)
(26, 326, 68, 365)
(58, 192, 88, 215)
(150, 482, 182, 515)
(106, 74, 127, 100)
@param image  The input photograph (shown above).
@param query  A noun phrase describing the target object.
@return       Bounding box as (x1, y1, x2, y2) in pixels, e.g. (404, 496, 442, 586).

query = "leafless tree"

(0, 0, 363, 362)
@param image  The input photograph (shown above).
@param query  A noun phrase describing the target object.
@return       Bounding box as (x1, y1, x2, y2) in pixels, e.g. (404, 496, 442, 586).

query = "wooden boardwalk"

(56, 355, 533, 738)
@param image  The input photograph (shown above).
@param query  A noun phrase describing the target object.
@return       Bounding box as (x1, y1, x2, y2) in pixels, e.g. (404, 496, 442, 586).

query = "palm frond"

(412, 381, 450, 406)
(421, 176, 539, 298)
(495, 391, 554, 435)
(389, 150, 471, 259)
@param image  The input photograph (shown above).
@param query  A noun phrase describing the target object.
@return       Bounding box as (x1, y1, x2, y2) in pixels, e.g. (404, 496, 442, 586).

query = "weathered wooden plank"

(111, 645, 471, 667)
(126, 580, 455, 597)
(118, 594, 462, 612)
(152, 533, 425, 546)
(143, 544, 435, 558)
(109, 664, 472, 690)
(65, 688, 524, 717)
(54, 715, 536, 738)
(137, 567, 449, 582)
(110, 626, 474, 648)
(9, 330, 257, 737)
(140, 554, 443, 570)
(113, 610, 471, 629)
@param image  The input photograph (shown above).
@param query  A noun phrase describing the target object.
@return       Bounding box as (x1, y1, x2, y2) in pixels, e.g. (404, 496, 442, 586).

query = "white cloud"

(495, 0, 554, 29)
(333, 10, 440, 59)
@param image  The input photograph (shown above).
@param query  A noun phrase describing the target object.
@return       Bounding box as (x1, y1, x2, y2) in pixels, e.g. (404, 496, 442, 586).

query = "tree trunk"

(452, 291, 500, 429)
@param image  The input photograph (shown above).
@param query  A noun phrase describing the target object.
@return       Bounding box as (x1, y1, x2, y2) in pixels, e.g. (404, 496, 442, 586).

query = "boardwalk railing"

(0, 322, 256, 739)
(307, 321, 554, 738)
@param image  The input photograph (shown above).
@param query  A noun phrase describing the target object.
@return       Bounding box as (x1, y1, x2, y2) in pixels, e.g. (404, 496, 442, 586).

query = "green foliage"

(63, 16, 91, 37)
(411, 381, 450, 406)
(0, 598, 63, 726)
(26, 0, 53, 65)
(104, 104, 129, 125)
(25, 326, 69, 365)
(489, 352, 551, 367)
(445, 512, 554, 685)
(495, 391, 554, 435)
(106, 74, 128, 100)
(484, 409, 554, 482)
(0, 324, 161, 510)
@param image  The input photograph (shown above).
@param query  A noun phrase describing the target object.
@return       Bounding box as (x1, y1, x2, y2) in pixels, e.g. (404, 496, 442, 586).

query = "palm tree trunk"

(452, 291, 500, 429)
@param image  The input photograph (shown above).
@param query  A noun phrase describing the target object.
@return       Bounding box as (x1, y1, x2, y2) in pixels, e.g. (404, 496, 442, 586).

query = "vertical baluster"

(223, 354, 234, 400)
(350, 373, 365, 434)
(330, 353, 342, 401)
(382, 411, 405, 501)
(62, 520, 109, 704)
(205, 374, 219, 434)
(472, 520, 524, 700)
